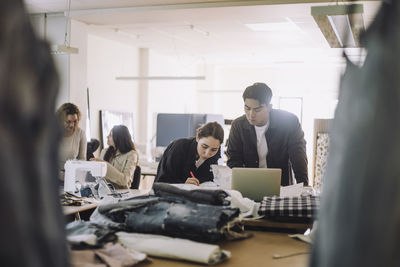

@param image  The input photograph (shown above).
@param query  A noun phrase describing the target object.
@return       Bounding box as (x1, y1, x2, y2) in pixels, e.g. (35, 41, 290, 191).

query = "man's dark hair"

(242, 82, 273, 105)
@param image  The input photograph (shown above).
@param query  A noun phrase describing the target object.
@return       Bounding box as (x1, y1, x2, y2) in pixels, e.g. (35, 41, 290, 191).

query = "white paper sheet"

(280, 183, 304, 197)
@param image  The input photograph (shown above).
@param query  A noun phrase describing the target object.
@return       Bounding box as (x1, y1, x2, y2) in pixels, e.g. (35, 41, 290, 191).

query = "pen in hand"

(189, 171, 200, 186)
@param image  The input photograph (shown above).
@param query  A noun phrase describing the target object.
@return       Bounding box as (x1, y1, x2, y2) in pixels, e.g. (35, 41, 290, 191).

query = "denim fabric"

(152, 182, 230, 205)
(99, 196, 240, 243)
(98, 197, 160, 223)
(66, 221, 117, 249)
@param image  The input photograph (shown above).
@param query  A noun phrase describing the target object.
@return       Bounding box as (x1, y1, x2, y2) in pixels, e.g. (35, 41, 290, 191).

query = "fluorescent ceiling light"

(312, 4, 365, 48)
(116, 76, 205, 80)
(245, 21, 299, 32)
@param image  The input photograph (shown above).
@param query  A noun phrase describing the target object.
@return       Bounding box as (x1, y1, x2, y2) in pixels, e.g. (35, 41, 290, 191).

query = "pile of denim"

(152, 182, 230, 206)
(97, 183, 249, 243)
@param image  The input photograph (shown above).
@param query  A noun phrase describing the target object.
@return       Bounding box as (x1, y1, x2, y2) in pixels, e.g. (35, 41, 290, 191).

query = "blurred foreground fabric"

(310, 1, 400, 267)
(0, 0, 68, 266)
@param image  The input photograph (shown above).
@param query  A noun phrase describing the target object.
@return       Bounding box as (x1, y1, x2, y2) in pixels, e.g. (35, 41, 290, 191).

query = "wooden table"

(139, 166, 157, 190)
(147, 230, 309, 267)
(62, 188, 310, 266)
(62, 189, 150, 220)
(141, 166, 157, 176)
(63, 203, 98, 216)
(242, 218, 311, 232)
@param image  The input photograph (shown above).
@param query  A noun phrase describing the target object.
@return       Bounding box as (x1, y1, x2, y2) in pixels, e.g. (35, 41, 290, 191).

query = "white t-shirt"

(254, 122, 269, 168)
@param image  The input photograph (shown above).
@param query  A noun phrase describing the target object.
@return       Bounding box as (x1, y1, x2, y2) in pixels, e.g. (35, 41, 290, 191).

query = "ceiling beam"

(312, 4, 366, 48)
(312, 14, 342, 48)
(65, 0, 378, 17)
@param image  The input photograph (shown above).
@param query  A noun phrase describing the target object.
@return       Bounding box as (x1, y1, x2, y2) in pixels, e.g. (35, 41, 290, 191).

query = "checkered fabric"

(258, 196, 320, 218)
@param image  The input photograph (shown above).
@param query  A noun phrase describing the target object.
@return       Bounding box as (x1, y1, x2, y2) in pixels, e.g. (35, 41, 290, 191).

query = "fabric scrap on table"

(117, 232, 230, 265)
(66, 220, 117, 248)
(69, 242, 146, 267)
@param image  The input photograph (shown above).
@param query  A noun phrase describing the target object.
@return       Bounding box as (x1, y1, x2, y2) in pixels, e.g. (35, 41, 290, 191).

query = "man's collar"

(268, 109, 276, 129)
(242, 110, 274, 129)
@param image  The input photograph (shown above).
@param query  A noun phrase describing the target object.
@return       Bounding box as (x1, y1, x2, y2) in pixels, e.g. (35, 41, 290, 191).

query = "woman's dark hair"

(56, 102, 81, 122)
(242, 82, 273, 105)
(104, 125, 136, 162)
(196, 121, 224, 144)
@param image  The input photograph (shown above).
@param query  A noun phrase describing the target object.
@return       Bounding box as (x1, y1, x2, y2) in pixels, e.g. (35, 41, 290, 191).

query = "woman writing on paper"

(91, 125, 138, 189)
(155, 122, 224, 186)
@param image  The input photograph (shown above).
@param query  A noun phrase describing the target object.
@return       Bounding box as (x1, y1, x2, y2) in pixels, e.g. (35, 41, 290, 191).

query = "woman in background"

(155, 121, 224, 185)
(57, 103, 86, 171)
(91, 125, 138, 189)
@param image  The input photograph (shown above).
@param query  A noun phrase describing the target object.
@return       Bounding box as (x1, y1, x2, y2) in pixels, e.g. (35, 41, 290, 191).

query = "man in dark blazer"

(226, 82, 308, 186)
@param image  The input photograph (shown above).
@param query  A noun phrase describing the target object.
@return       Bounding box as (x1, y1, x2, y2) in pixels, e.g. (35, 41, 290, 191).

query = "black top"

(226, 109, 308, 186)
(155, 137, 221, 184)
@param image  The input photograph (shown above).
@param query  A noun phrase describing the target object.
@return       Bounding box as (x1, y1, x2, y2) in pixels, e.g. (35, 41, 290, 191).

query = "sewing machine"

(64, 160, 107, 192)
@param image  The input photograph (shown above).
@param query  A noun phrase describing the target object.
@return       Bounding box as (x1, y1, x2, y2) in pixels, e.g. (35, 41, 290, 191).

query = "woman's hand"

(185, 177, 200, 186)
(90, 158, 105, 162)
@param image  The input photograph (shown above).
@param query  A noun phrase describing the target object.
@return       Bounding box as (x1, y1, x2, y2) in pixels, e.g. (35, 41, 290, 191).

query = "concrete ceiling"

(24, 0, 382, 64)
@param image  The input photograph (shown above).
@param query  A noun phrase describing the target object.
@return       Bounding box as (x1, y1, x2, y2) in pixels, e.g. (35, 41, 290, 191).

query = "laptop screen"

(231, 168, 281, 201)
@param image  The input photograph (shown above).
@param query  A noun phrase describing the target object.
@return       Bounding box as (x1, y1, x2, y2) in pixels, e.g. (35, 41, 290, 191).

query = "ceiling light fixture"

(51, 0, 79, 55)
(311, 4, 365, 48)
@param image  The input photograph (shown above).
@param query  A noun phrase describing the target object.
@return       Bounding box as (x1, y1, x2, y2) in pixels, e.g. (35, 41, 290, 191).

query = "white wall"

(30, 15, 90, 139)
(70, 20, 89, 134)
(30, 13, 70, 108)
(87, 34, 139, 150)
(147, 50, 200, 148)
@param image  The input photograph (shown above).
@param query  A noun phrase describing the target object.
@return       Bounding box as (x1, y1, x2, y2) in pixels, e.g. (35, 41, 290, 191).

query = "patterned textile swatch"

(314, 133, 330, 192)
(259, 196, 320, 218)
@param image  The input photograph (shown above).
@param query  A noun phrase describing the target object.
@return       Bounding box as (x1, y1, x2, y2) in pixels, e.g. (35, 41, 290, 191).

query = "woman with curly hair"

(56, 102, 86, 170)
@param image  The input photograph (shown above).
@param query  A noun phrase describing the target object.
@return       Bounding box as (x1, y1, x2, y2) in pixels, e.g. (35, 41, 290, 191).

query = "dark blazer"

(226, 109, 308, 186)
(155, 137, 221, 184)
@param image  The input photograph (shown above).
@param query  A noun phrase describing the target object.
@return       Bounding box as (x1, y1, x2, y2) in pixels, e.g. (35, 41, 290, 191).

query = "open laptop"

(231, 168, 281, 201)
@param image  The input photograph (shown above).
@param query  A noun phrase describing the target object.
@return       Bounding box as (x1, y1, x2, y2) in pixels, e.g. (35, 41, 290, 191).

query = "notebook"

(231, 168, 281, 201)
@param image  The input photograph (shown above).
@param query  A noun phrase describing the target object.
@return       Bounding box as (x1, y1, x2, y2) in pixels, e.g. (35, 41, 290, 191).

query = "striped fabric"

(258, 196, 320, 218)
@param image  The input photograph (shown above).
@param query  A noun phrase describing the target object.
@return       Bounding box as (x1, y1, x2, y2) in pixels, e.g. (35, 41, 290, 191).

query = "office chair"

(131, 165, 141, 189)
(86, 138, 100, 160)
